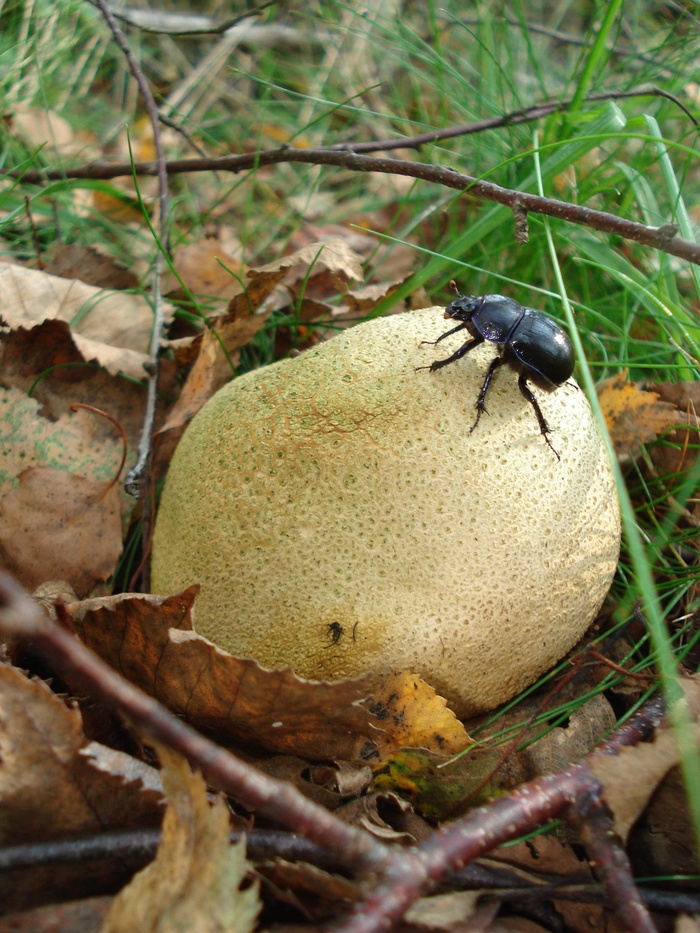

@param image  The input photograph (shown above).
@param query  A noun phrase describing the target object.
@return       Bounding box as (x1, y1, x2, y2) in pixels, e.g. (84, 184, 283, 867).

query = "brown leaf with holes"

(597, 369, 682, 460)
(0, 663, 163, 913)
(103, 746, 260, 933)
(64, 588, 382, 760)
(0, 466, 122, 595)
(370, 671, 471, 757)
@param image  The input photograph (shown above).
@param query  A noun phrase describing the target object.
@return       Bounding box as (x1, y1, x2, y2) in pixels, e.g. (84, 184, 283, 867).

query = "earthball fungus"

(151, 306, 621, 717)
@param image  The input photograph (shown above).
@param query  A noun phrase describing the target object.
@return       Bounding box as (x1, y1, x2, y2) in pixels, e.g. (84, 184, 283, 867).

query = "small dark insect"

(325, 621, 344, 647)
(417, 282, 575, 459)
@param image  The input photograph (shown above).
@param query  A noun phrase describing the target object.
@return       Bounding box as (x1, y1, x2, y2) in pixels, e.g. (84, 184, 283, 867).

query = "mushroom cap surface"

(151, 307, 621, 716)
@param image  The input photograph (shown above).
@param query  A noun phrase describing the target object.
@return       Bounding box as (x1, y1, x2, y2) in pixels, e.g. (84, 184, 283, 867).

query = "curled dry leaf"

(589, 674, 700, 843)
(597, 369, 682, 460)
(103, 745, 260, 933)
(257, 859, 357, 916)
(0, 261, 174, 380)
(0, 663, 163, 845)
(0, 663, 163, 913)
(255, 756, 372, 810)
(64, 587, 382, 760)
(249, 236, 363, 285)
(336, 790, 431, 844)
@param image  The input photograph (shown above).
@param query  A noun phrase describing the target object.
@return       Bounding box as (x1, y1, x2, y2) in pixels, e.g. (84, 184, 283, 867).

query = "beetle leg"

(419, 320, 470, 347)
(470, 356, 503, 432)
(416, 334, 484, 373)
(518, 374, 561, 460)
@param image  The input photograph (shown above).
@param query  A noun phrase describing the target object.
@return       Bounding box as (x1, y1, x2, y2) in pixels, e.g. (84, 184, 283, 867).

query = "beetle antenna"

(449, 280, 462, 297)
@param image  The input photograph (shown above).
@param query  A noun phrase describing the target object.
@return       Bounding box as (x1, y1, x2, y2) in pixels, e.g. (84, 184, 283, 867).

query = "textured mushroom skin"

(152, 307, 621, 717)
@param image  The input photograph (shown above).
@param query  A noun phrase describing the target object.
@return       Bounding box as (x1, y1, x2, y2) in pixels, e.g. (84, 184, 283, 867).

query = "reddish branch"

(10, 146, 699, 266)
(0, 571, 669, 932)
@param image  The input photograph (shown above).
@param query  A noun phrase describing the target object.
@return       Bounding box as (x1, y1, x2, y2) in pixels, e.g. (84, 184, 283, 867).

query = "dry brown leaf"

(250, 236, 363, 284)
(489, 837, 598, 933)
(65, 588, 382, 760)
(102, 746, 260, 933)
(0, 322, 166, 464)
(336, 790, 431, 843)
(256, 755, 371, 810)
(0, 663, 163, 913)
(589, 674, 700, 842)
(341, 279, 408, 314)
(0, 388, 127, 592)
(370, 671, 471, 757)
(404, 891, 484, 931)
(0, 261, 174, 379)
(163, 239, 246, 300)
(0, 895, 113, 933)
(44, 244, 140, 291)
(257, 858, 357, 907)
(520, 693, 617, 777)
(157, 328, 218, 437)
(628, 763, 700, 877)
(0, 389, 122, 488)
(9, 107, 94, 159)
(597, 369, 682, 460)
(0, 466, 122, 595)
(647, 381, 700, 520)
(0, 663, 163, 844)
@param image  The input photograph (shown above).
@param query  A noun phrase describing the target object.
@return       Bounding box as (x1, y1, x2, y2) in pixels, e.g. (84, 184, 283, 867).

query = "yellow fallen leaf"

(370, 671, 472, 757)
(597, 369, 681, 461)
(102, 745, 260, 933)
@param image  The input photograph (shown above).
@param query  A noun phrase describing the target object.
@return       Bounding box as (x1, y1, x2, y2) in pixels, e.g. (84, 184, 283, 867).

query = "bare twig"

(332, 697, 665, 933)
(571, 788, 657, 933)
(90, 0, 169, 522)
(330, 86, 698, 153)
(10, 145, 700, 266)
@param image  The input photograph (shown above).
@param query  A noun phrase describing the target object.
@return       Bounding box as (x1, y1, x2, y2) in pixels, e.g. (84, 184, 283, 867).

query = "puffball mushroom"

(151, 306, 621, 717)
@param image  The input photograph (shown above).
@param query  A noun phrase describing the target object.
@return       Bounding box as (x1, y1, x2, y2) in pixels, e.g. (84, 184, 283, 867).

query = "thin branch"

(570, 788, 657, 933)
(10, 146, 700, 266)
(332, 86, 698, 153)
(90, 0, 169, 515)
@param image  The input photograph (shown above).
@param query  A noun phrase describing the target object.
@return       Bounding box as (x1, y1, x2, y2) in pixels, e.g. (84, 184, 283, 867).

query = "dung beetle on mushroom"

(418, 283, 575, 460)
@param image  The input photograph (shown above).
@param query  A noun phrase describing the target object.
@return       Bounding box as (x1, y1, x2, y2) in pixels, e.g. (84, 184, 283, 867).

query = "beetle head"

(444, 294, 482, 323)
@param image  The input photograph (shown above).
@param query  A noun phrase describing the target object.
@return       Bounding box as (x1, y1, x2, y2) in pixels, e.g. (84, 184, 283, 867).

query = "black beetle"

(417, 283, 575, 459)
